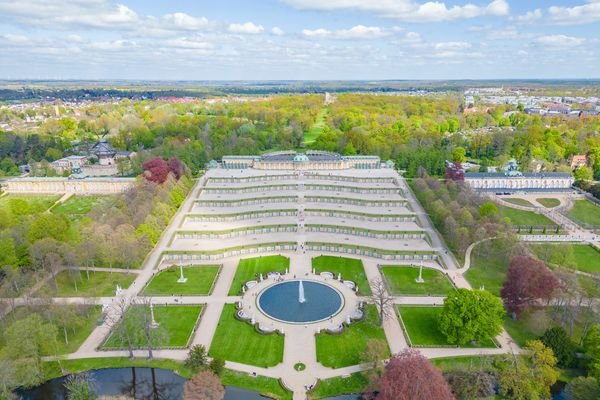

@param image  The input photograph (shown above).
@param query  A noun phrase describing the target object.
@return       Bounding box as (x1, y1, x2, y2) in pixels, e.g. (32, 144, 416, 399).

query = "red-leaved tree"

(445, 161, 465, 181)
(375, 349, 455, 400)
(168, 157, 185, 179)
(501, 256, 560, 317)
(142, 157, 171, 184)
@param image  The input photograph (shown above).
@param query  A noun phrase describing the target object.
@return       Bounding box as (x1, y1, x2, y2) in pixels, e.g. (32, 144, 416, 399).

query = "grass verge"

(209, 304, 284, 367)
(312, 255, 371, 295)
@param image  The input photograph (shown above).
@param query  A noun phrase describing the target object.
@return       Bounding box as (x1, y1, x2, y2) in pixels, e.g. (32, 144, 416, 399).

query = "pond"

(19, 368, 271, 400)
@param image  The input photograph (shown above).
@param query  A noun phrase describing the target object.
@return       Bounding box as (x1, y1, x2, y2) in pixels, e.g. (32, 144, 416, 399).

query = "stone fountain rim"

(255, 279, 346, 325)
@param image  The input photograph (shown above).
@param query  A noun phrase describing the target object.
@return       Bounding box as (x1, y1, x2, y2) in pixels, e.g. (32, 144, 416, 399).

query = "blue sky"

(0, 0, 598, 80)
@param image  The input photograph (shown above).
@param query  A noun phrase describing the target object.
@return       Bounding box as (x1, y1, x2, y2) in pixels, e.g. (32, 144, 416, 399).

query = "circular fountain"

(257, 280, 344, 324)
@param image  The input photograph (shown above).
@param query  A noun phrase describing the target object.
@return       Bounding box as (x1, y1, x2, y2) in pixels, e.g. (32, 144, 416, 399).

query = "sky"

(0, 0, 599, 80)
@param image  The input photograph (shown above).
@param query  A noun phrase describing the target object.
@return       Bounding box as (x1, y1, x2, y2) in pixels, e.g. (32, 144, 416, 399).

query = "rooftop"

(465, 172, 572, 179)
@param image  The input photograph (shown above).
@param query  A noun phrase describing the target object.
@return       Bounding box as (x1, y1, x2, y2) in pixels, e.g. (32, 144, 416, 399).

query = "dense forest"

(1, 93, 599, 180)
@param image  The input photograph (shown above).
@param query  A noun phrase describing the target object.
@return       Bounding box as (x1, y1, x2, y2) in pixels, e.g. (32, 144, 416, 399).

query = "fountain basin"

(257, 280, 344, 324)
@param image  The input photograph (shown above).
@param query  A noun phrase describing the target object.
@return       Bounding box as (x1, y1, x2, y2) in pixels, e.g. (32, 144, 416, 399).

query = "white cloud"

(0, 0, 139, 28)
(228, 22, 265, 34)
(533, 35, 586, 47)
(302, 28, 332, 38)
(548, 1, 600, 25)
(513, 8, 542, 23)
(302, 25, 392, 40)
(162, 12, 209, 30)
(272, 27, 285, 36)
(282, 0, 509, 22)
(88, 39, 137, 51)
(165, 37, 214, 49)
(433, 41, 472, 51)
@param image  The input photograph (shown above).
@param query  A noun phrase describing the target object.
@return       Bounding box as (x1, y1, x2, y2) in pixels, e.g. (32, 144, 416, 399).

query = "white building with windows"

(465, 172, 574, 192)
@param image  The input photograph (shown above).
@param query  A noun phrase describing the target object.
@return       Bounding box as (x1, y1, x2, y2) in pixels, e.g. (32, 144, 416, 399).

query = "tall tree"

(368, 278, 393, 325)
(64, 373, 96, 400)
(564, 377, 600, 400)
(496, 340, 559, 400)
(375, 349, 454, 400)
(3, 313, 58, 388)
(360, 339, 389, 389)
(540, 327, 576, 368)
(501, 256, 560, 317)
(142, 157, 171, 184)
(183, 371, 225, 400)
(439, 289, 505, 345)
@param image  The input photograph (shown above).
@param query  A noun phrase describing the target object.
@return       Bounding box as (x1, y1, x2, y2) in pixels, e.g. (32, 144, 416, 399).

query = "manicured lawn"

(52, 195, 113, 219)
(465, 240, 510, 296)
(0, 194, 60, 214)
(503, 310, 549, 347)
(432, 355, 503, 373)
(309, 373, 368, 399)
(566, 200, 600, 227)
(103, 305, 202, 348)
(530, 243, 600, 275)
(312, 255, 371, 295)
(315, 305, 389, 368)
(304, 108, 329, 144)
(381, 265, 455, 296)
(36, 270, 136, 297)
(228, 256, 289, 295)
(222, 370, 292, 400)
(209, 304, 284, 367)
(497, 205, 556, 226)
(504, 198, 534, 207)
(397, 306, 496, 348)
(537, 198, 561, 208)
(144, 265, 220, 295)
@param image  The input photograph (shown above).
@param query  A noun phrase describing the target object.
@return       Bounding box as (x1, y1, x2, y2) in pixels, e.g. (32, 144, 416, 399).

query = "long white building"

(465, 172, 574, 192)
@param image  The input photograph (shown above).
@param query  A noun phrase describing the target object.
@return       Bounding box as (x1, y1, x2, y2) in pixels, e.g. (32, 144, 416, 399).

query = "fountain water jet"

(298, 280, 306, 303)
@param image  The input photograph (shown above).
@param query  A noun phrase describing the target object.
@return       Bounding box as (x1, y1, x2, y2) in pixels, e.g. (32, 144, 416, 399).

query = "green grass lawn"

(0, 194, 60, 214)
(222, 370, 292, 400)
(465, 240, 510, 296)
(504, 307, 590, 347)
(52, 195, 113, 219)
(432, 355, 502, 372)
(315, 305, 389, 368)
(397, 306, 496, 348)
(103, 305, 202, 348)
(35, 270, 136, 297)
(497, 205, 556, 226)
(312, 255, 371, 295)
(304, 108, 329, 144)
(503, 310, 549, 347)
(537, 198, 561, 208)
(504, 198, 534, 208)
(228, 256, 289, 295)
(566, 200, 600, 227)
(144, 265, 220, 295)
(309, 373, 368, 399)
(381, 266, 455, 295)
(209, 304, 284, 367)
(530, 243, 600, 275)
(54, 306, 103, 354)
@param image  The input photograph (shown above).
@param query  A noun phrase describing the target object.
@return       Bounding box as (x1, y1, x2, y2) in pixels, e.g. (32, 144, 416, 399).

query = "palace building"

(219, 151, 392, 170)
